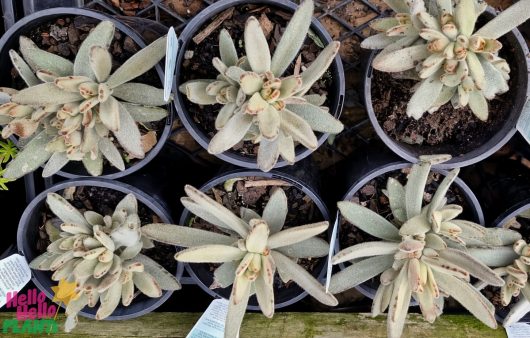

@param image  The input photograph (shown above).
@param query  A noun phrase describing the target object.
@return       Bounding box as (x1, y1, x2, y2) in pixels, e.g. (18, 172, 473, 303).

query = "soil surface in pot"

(35, 186, 178, 305)
(483, 214, 530, 318)
(188, 176, 325, 292)
(339, 168, 475, 292)
(370, 16, 519, 156)
(180, 4, 333, 158)
(8, 16, 166, 172)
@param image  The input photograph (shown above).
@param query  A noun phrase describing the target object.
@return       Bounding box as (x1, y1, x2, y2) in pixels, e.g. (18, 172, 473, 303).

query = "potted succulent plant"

(329, 154, 521, 338)
(17, 179, 182, 331)
(470, 203, 530, 325)
(142, 180, 337, 337)
(361, 0, 530, 168)
(175, 0, 345, 171)
(0, 8, 172, 179)
(331, 145, 485, 299)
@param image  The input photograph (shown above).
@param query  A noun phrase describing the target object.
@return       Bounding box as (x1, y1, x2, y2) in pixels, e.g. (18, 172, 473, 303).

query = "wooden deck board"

(0, 312, 507, 337)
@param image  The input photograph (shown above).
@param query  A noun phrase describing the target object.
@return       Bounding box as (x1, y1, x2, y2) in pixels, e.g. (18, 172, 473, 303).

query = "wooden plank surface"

(0, 312, 507, 337)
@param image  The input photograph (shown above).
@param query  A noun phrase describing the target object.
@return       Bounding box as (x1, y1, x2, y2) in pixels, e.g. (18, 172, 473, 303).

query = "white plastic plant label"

(0, 254, 32, 308)
(516, 99, 530, 145)
(506, 322, 530, 338)
(187, 298, 235, 338)
(325, 214, 339, 293)
(164, 26, 179, 102)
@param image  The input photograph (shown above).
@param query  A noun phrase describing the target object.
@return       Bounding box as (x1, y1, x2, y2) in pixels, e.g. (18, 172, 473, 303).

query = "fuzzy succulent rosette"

(362, 0, 530, 120)
(0, 20, 169, 179)
(30, 192, 180, 332)
(179, 0, 343, 171)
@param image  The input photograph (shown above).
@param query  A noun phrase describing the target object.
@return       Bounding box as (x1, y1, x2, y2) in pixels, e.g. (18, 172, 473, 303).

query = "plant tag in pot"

(517, 99, 530, 145)
(0, 254, 31, 308)
(164, 27, 179, 102)
(187, 298, 236, 338)
(506, 322, 530, 338)
(325, 215, 339, 293)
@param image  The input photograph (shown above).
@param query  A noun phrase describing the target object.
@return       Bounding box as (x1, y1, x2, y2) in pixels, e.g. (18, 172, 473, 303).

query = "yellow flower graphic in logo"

(51, 279, 80, 306)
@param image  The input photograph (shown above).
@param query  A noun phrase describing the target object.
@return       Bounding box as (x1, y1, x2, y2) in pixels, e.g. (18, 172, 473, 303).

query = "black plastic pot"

(16, 178, 184, 320)
(462, 157, 530, 226)
(0, 7, 172, 179)
(180, 168, 331, 311)
(334, 146, 484, 299)
(174, 0, 345, 170)
(363, 9, 530, 169)
(0, 178, 26, 257)
(0, 0, 16, 31)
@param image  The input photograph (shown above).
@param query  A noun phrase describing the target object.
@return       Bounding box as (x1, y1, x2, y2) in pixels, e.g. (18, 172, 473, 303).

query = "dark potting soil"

(180, 4, 332, 158)
(371, 17, 519, 155)
(35, 186, 178, 296)
(339, 168, 473, 291)
(188, 177, 325, 291)
(483, 214, 530, 317)
(9, 16, 166, 169)
(372, 70, 508, 151)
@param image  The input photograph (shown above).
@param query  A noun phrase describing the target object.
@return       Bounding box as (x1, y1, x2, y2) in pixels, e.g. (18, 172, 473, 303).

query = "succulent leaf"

(338, 201, 400, 241)
(267, 221, 328, 249)
(11, 83, 83, 106)
(219, 29, 238, 67)
(106, 36, 167, 89)
(19, 36, 73, 76)
(74, 21, 115, 79)
(89, 46, 112, 83)
(475, 0, 530, 39)
(433, 270, 497, 328)
(298, 42, 340, 95)
(142, 223, 234, 247)
(113, 102, 144, 159)
(244, 17, 271, 74)
(271, 251, 338, 306)
(286, 103, 343, 133)
(9, 50, 39, 86)
(111, 83, 166, 106)
(42, 152, 69, 177)
(208, 112, 253, 154)
(275, 237, 329, 258)
(329, 255, 394, 294)
(270, 0, 313, 77)
(261, 188, 288, 234)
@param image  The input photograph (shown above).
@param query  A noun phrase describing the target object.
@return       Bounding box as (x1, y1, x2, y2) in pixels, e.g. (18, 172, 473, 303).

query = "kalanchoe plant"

(329, 154, 520, 338)
(179, 0, 344, 171)
(29, 193, 181, 332)
(471, 211, 530, 326)
(366, 0, 530, 120)
(142, 185, 338, 338)
(0, 20, 169, 179)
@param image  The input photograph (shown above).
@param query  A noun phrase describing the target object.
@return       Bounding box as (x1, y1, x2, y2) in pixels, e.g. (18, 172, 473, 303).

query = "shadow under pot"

(0, 7, 172, 179)
(485, 201, 530, 324)
(16, 178, 183, 320)
(335, 162, 484, 300)
(174, 0, 345, 170)
(363, 9, 530, 169)
(180, 169, 331, 310)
